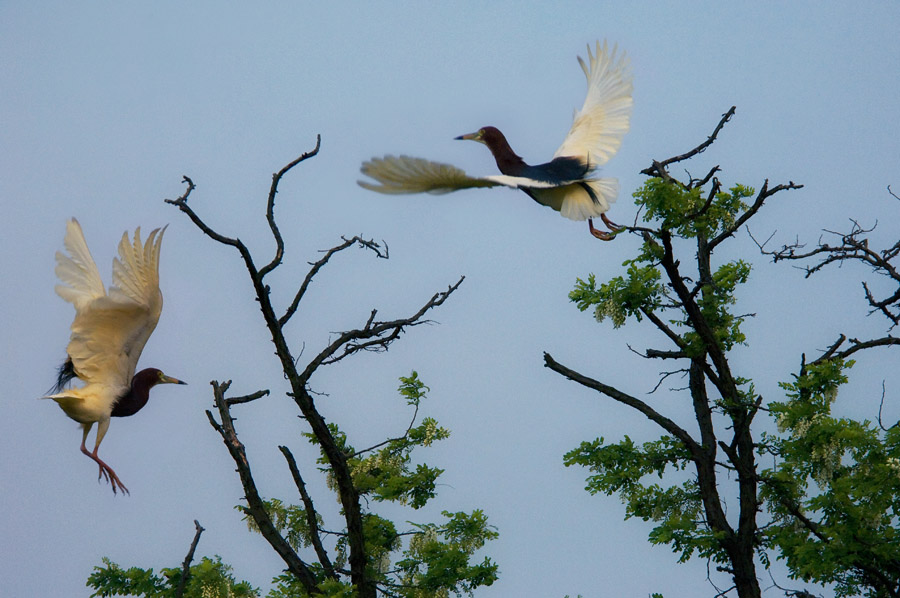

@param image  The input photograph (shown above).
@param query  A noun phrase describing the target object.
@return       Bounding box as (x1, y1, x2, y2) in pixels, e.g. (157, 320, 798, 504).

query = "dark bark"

(167, 137, 463, 598)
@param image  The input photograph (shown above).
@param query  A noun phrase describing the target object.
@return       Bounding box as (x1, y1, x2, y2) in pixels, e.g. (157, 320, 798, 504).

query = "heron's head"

(140, 368, 187, 388)
(455, 126, 506, 146)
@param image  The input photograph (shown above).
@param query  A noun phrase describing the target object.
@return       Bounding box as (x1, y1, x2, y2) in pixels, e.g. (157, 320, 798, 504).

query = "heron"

(45, 218, 185, 495)
(358, 41, 633, 240)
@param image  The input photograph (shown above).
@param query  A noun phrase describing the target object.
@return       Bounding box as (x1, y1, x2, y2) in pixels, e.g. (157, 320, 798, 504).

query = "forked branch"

(300, 277, 465, 382)
(260, 135, 322, 279)
(641, 106, 736, 181)
(206, 381, 320, 594)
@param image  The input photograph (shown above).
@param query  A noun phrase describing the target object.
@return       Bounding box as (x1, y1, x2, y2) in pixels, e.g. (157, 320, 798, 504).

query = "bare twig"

(174, 520, 205, 598)
(300, 277, 464, 382)
(877, 381, 897, 432)
(226, 388, 270, 406)
(260, 136, 323, 279)
(280, 236, 389, 327)
(641, 106, 736, 180)
(708, 179, 804, 253)
(543, 352, 701, 455)
(809, 334, 900, 366)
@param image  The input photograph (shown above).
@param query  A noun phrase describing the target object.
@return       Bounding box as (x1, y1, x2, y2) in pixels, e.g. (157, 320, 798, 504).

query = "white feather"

(553, 41, 633, 165)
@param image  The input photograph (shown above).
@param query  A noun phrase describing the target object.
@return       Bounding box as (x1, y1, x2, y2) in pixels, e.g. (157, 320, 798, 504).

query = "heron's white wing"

(359, 155, 562, 195)
(56, 221, 166, 388)
(54, 219, 105, 309)
(553, 41, 633, 166)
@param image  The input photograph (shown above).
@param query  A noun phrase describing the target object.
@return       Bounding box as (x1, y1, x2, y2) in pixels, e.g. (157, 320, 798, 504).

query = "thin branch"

(708, 179, 804, 253)
(543, 352, 701, 456)
(641, 106, 736, 179)
(299, 277, 464, 383)
(877, 381, 897, 432)
(260, 136, 323, 279)
(685, 177, 722, 221)
(280, 236, 389, 328)
(165, 177, 261, 280)
(279, 445, 336, 579)
(810, 334, 900, 365)
(206, 380, 320, 594)
(165, 177, 245, 250)
(226, 388, 270, 406)
(647, 368, 689, 394)
(351, 398, 420, 458)
(174, 520, 205, 598)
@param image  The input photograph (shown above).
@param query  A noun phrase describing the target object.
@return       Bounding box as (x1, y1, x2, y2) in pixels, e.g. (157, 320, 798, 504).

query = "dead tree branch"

(279, 445, 336, 579)
(168, 138, 464, 598)
(758, 193, 900, 329)
(207, 380, 320, 593)
(641, 106, 736, 181)
(174, 520, 205, 598)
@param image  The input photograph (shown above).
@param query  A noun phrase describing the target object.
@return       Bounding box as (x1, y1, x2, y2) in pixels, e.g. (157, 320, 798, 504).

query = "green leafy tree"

(89, 140, 497, 598)
(545, 108, 900, 598)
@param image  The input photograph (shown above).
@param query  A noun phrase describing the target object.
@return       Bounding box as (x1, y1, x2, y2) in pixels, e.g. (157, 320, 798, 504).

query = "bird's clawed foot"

(588, 215, 626, 241)
(96, 463, 129, 495)
(82, 446, 130, 495)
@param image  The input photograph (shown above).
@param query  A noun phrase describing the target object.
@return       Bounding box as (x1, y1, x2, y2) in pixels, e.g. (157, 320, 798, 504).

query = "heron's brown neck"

(111, 368, 159, 417)
(481, 128, 527, 176)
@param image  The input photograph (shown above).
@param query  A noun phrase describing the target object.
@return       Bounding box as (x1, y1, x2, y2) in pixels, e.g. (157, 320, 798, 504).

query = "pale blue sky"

(2, 2, 899, 597)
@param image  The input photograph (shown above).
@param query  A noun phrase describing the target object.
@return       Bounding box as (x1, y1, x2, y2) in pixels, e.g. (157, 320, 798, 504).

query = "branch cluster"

(756, 206, 900, 330)
(166, 138, 477, 598)
(548, 107, 900, 598)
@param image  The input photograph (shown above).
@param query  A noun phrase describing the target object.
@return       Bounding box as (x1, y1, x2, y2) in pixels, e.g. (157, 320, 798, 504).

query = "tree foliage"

(546, 107, 900, 598)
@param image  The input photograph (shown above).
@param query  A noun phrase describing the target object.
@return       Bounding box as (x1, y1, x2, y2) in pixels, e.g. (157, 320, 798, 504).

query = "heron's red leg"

(600, 213, 623, 231)
(588, 218, 617, 241)
(80, 439, 129, 495)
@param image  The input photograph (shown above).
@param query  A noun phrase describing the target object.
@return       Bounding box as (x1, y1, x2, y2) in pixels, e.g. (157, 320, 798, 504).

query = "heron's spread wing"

(55, 220, 166, 388)
(553, 41, 633, 166)
(55, 219, 105, 308)
(359, 155, 561, 195)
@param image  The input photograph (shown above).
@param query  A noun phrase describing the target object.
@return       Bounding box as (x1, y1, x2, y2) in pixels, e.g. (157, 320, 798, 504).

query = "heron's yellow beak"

(455, 129, 484, 143)
(159, 372, 187, 385)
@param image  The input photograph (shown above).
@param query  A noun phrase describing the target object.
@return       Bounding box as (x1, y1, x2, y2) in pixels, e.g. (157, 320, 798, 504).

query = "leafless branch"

(226, 388, 270, 406)
(206, 380, 320, 593)
(809, 335, 900, 365)
(169, 139, 465, 597)
(174, 520, 205, 598)
(641, 106, 736, 181)
(165, 176, 246, 250)
(260, 136, 322, 279)
(279, 445, 336, 579)
(300, 277, 464, 382)
(543, 352, 701, 455)
(280, 236, 389, 327)
(708, 179, 804, 253)
(758, 198, 900, 329)
(877, 381, 897, 432)
(352, 397, 421, 458)
(648, 368, 689, 394)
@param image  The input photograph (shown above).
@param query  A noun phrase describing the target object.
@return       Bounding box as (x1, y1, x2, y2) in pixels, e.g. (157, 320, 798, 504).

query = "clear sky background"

(2, 2, 899, 597)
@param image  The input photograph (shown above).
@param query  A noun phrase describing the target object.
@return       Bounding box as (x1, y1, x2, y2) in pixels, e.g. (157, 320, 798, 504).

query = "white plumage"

(45, 218, 183, 494)
(359, 40, 633, 239)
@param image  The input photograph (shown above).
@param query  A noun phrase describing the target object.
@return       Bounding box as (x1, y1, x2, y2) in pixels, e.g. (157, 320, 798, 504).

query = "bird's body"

(359, 41, 633, 239)
(45, 219, 185, 495)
